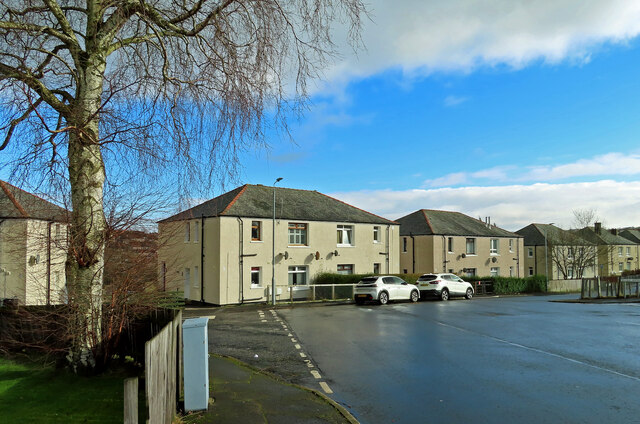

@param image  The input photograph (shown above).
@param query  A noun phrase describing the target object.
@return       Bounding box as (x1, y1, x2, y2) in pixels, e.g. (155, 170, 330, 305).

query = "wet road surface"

(279, 295, 640, 424)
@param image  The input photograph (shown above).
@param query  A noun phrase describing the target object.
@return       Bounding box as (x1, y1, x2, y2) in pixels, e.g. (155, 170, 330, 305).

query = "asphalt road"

(278, 295, 640, 424)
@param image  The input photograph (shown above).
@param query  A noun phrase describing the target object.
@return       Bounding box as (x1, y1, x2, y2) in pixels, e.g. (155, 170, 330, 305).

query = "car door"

(394, 276, 411, 299)
(443, 274, 461, 295)
(450, 274, 465, 295)
(382, 277, 397, 299)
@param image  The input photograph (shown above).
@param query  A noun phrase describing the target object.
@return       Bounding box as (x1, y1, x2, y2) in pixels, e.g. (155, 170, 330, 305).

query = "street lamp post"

(272, 177, 283, 306)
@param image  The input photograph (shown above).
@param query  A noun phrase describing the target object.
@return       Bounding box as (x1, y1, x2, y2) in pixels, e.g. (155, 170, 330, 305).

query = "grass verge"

(0, 355, 138, 423)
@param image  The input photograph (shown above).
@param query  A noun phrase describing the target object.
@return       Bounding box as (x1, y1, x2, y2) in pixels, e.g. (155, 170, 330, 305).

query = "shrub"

(311, 272, 422, 285)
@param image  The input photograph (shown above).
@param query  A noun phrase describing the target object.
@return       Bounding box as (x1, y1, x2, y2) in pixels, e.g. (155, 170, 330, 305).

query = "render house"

(620, 229, 640, 271)
(516, 223, 596, 279)
(574, 223, 639, 276)
(157, 184, 399, 305)
(397, 210, 524, 278)
(0, 181, 69, 305)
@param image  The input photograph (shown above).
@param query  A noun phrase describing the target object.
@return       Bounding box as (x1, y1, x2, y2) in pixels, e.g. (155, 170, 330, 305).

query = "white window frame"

(288, 223, 308, 246)
(337, 225, 354, 246)
(509, 239, 514, 253)
(619, 262, 624, 272)
(466, 238, 476, 255)
(288, 266, 308, 285)
(528, 247, 533, 258)
(528, 266, 534, 276)
(490, 239, 499, 255)
(490, 267, 499, 277)
(619, 247, 623, 257)
(194, 221, 200, 243)
(251, 267, 261, 287)
(373, 226, 380, 243)
(626, 247, 631, 256)
(509, 266, 514, 277)
(184, 222, 190, 242)
(448, 237, 454, 253)
(193, 266, 199, 288)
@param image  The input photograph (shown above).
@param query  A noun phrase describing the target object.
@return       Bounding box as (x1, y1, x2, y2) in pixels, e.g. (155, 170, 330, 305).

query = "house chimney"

(594, 222, 601, 234)
(610, 228, 618, 236)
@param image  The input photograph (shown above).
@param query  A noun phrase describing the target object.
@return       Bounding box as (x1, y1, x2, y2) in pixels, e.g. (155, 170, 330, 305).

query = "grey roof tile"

(159, 184, 395, 225)
(0, 181, 68, 221)
(397, 209, 520, 237)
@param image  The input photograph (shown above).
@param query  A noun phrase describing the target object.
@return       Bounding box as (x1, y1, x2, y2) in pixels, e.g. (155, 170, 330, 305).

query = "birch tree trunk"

(65, 56, 107, 371)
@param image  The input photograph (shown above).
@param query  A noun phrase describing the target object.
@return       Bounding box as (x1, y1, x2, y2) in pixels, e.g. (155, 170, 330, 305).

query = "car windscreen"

(417, 274, 438, 281)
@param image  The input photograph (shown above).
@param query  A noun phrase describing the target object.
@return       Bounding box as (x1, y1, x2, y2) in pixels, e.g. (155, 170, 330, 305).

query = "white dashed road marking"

(290, 338, 297, 342)
(294, 344, 301, 350)
(319, 382, 333, 394)
(299, 352, 307, 358)
(310, 370, 321, 379)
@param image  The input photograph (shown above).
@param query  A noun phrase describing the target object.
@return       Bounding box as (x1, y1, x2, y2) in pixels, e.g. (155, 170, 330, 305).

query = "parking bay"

(279, 295, 640, 424)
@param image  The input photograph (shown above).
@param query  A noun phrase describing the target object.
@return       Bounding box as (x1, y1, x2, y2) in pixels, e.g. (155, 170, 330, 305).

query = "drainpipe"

(237, 217, 244, 303)
(200, 216, 205, 303)
(386, 225, 390, 273)
(442, 235, 447, 273)
(410, 233, 416, 273)
(46, 221, 52, 305)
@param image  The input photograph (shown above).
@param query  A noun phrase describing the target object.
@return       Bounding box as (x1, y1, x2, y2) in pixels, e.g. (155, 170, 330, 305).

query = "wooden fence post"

(124, 377, 138, 424)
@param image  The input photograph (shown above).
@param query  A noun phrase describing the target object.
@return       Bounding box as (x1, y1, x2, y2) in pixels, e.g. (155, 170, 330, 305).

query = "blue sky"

(236, 1, 640, 231)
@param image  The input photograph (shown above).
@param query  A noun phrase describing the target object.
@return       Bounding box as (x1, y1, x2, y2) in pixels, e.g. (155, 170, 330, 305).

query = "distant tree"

(0, 0, 365, 371)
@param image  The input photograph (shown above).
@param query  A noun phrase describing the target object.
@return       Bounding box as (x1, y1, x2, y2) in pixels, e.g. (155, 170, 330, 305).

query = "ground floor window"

(490, 267, 499, 277)
(373, 263, 380, 274)
(619, 262, 623, 272)
(528, 267, 534, 276)
(627, 261, 632, 271)
(464, 268, 476, 277)
(288, 266, 308, 285)
(509, 266, 514, 277)
(337, 264, 353, 274)
(251, 267, 261, 287)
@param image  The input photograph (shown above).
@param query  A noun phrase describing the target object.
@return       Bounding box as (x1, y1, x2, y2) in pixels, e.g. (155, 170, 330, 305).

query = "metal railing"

(582, 277, 640, 299)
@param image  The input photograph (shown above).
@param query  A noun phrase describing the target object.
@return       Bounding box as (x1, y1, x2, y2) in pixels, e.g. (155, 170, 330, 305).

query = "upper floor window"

(194, 221, 200, 242)
(251, 221, 262, 241)
(337, 225, 354, 246)
(184, 222, 190, 242)
(288, 223, 308, 246)
(373, 226, 380, 243)
(528, 247, 534, 258)
(619, 247, 623, 257)
(567, 247, 574, 259)
(626, 247, 631, 256)
(403, 237, 408, 252)
(447, 237, 454, 253)
(466, 238, 476, 255)
(490, 239, 499, 255)
(509, 239, 514, 253)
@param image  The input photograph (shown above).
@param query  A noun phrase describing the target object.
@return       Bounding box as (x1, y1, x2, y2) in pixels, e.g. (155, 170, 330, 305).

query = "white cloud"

(324, 1, 640, 83)
(330, 180, 640, 231)
(424, 152, 640, 187)
(444, 95, 469, 107)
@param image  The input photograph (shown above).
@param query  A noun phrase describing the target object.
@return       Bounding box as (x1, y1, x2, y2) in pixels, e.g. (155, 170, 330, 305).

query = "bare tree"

(0, 0, 365, 371)
(548, 228, 596, 279)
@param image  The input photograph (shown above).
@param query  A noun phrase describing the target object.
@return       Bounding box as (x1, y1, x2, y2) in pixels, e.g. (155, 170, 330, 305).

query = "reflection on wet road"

(279, 295, 640, 424)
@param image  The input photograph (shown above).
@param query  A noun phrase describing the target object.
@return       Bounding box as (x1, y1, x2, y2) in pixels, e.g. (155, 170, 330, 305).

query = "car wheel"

(440, 288, 449, 301)
(465, 288, 473, 299)
(379, 291, 389, 305)
(410, 290, 419, 302)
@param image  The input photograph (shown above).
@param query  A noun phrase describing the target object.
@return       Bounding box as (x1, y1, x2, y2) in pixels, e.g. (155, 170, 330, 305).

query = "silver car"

(416, 273, 474, 301)
(354, 276, 420, 305)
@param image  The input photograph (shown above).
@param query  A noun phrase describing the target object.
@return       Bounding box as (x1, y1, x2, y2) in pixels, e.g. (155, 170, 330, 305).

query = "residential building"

(516, 223, 596, 279)
(397, 210, 524, 278)
(0, 181, 68, 305)
(620, 229, 640, 271)
(158, 184, 399, 305)
(574, 223, 639, 276)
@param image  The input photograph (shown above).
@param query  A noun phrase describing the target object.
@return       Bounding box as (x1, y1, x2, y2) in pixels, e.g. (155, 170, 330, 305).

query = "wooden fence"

(143, 309, 182, 424)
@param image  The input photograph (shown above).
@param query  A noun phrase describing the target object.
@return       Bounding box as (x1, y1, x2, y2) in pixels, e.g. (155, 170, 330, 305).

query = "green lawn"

(0, 356, 134, 423)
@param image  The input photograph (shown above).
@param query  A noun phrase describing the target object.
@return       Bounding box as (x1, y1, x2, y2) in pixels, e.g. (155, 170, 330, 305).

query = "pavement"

(181, 304, 357, 424)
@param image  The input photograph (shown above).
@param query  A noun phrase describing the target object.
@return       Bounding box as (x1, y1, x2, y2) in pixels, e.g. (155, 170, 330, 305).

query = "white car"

(354, 276, 420, 305)
(416, 273, 474, 301)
